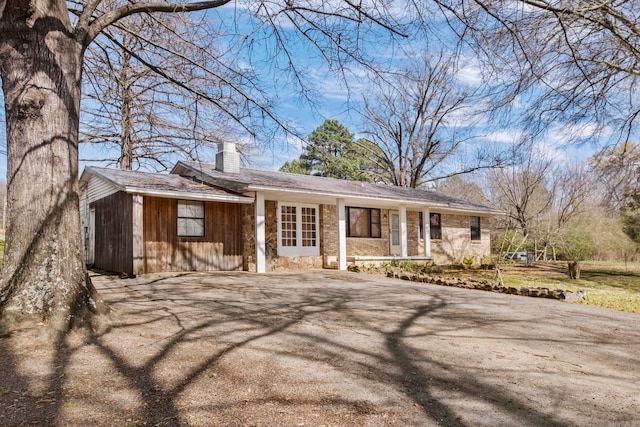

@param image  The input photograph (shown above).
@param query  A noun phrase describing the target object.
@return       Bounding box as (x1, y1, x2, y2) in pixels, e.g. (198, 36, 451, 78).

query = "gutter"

(122, 187, 254, 204)
(246, 185, 501, 215)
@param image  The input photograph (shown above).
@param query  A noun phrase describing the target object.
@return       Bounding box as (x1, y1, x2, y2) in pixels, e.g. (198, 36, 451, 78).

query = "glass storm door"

(389, 211, 400, 255)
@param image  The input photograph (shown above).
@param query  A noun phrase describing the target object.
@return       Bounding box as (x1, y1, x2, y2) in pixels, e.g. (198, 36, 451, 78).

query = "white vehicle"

(504, 252, 528, 262)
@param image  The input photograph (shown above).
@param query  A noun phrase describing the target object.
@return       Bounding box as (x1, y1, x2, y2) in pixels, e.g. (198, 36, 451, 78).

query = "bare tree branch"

(85, 0, 232, 43)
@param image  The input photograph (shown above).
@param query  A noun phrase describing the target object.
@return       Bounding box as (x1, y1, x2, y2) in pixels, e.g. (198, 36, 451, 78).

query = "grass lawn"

(456, 261, 640, 313)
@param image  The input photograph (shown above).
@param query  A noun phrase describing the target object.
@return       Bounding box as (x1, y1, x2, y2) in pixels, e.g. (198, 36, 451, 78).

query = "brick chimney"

(215, 142, 240, 174)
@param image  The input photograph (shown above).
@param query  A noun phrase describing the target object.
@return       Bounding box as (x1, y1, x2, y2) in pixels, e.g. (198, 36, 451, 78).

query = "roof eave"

(122, 186, 254, 204)
(246, 184, 442, 206)
(247, 184, 502, 214)
(437, 206, 505, 216)
(81, 166, 126, 191)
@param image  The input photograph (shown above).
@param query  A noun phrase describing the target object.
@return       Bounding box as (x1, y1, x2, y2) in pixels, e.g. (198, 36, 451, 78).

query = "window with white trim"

(346, 207, 381, 238)
(281, 205, 297, 247)
(278, 203, 319, 256)
(301, 207, 317, 247)
(177, 200, 205, 237)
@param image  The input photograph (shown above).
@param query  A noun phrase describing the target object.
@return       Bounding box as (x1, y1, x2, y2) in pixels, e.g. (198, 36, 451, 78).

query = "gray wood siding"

(90, 191, 134, 275)
(85, 175, 119, 204)
(81, 176, 120, 262)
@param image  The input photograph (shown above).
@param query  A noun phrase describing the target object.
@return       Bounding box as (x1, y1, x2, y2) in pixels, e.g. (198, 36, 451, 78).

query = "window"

(347, 207, 381, 238)
(420, 212, 442, 240)
(177, 200, 204, 237)
(301, 207, 317, 247)
(430, 213, 442, 240)
(278, 203, 319, 256)
(470, 216, 481, 241)
(280, 205, 297, 247)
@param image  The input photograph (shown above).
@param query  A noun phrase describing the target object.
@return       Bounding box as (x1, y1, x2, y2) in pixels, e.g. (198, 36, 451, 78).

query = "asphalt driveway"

(5, 270, 636, 426)
(64, 270, 638, 427)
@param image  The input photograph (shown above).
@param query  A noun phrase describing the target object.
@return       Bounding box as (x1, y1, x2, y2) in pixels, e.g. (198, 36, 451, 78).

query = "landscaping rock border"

(382, 268, 587, 301)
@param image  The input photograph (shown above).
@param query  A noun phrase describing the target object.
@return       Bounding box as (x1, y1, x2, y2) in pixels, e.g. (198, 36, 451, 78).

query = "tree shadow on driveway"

(1, 271, 639, 426)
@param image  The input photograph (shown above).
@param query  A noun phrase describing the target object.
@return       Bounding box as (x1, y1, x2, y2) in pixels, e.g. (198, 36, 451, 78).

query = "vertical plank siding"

(81, 176, 120, 263)
(143, 197, 243, 273)
(131, 195, 144, 275)
(90, 191, 134, 275)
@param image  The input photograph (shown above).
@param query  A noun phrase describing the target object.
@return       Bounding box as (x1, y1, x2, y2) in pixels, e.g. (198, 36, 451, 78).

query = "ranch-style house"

(80, 143, 501, 276)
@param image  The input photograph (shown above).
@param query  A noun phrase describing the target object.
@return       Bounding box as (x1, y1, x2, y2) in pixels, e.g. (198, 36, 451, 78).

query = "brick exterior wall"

(344, 207, 389, 256)
(241, 203, 255, 271)
(407, 211, 421, 256)
(321, 205, 392, 264)
(425, 213, 491, 265)
(242, 200, 323, 271)
(320, 204, 337, 267)
(242, 201, 491, 270)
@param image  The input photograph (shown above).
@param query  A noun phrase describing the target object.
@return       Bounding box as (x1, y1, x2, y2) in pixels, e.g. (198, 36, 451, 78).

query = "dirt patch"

(1, 271, 639, 426)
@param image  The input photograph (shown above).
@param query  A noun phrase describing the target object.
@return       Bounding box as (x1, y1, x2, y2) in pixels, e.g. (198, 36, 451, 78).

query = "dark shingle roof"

(83, 166, 247, 199)
(175, 161, 501, 214)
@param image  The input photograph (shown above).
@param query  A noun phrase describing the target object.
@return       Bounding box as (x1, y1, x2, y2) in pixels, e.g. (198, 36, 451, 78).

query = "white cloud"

(309, 67, 370, 102)
(456, 58, 483, 88)
(246, 133, 306, 170)
(546, 122, 610, 146)
(483, 129, 524, 144)
(536, 122, 610, 164)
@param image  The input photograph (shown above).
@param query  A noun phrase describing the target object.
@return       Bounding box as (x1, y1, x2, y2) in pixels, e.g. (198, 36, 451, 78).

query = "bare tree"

(0, 0, 425, 334)
(487, 146, 555, 239)
(358, 52, 499, 187)
(433, 175, 489, 206)
(591, 142, 640, 211)
(437, 0, 640, 143)
(591, 142, 640, 243)
(0, 180, 5, 234)
(488, 142, 594, 267)
(550, 164, 593, 230)
(536, 162, 594, 266)
(82, 10, 244, 170)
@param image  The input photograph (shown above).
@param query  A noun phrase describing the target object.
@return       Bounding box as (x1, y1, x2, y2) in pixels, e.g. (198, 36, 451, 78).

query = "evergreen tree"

(281, 120, 380, 182)
(280, 159, 311, 175)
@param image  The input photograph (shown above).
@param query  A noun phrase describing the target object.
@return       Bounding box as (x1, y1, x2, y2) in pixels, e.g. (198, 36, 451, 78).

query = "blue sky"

(201, 3, 611, 172)
(0, 2, 622, 182)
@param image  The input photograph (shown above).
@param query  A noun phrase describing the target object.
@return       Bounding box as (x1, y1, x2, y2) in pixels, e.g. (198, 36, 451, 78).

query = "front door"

(389, 211, 400, 255)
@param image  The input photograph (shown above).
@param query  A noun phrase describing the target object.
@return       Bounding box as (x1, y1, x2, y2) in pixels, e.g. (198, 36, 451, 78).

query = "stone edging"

(385, 269, 587, 301)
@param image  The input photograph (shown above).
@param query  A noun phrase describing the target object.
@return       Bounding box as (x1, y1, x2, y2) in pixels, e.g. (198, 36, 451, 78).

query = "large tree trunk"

(0, 0, 109, 334)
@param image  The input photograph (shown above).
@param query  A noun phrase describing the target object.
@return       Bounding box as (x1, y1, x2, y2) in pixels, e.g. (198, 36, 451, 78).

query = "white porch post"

(337, 198, 347, 270)
(422, 207, 431, 258)
(400, 205, 408, 257)
(255, 192, 266, 273)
